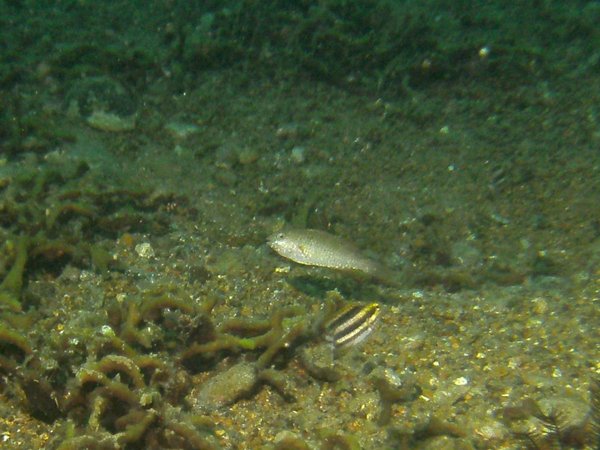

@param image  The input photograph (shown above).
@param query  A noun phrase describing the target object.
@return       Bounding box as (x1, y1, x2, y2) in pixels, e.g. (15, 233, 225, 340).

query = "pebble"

(275, 123, 300, 140)
(87, 110, 136, 132)
(135, 242, 155, 258)
(290, 146, 306, 164)
(164, 121, 201, 140)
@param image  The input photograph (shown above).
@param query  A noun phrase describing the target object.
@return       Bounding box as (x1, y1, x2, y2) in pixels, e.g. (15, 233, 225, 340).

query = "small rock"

(188, 361, 258, 412)
(87, 110, 136, 132)
(135, 242, 155, 259)
(290, 146, 306, 164)
(164, 121, 201, 140)
(276, 123, 300, 140)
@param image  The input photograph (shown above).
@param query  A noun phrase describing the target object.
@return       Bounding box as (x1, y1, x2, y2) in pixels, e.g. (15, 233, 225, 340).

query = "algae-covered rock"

(187, 361, 258, 412)
(299, 342, 341, 382)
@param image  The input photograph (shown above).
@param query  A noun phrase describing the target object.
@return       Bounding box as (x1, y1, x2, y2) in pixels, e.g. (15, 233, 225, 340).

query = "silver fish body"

(267, 228, 388, 278)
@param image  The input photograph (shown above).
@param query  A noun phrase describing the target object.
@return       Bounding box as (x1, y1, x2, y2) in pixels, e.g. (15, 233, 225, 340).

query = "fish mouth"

(266, 236, 279, 251)
(267, 240, 281, 252)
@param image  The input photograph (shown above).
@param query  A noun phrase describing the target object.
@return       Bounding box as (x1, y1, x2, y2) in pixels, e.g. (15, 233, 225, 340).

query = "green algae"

(0, 322, 32, 372)
(4, 283, 316, 448)
(0, 158, 234, 447)
(319, 430, 361, 450)
(0, 236, 29, 312)
(89, 244, 113, 273)
(271, 434, 312, 450)
(87, 355, 146, 389)
(139, 290, 195, 320)
(45, 203, 96, 231)
(0, 160, 178, 315)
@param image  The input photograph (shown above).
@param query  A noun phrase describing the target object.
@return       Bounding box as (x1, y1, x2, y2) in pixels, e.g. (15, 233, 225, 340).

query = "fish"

(324, 302, 380, 350)
(267, 228, 399, 284)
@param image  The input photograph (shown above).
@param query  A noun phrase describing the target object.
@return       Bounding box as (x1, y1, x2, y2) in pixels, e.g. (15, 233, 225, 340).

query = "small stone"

(454, 376, 469, 386)
(165, 121, 201, 140)
(87, 110, 136, 132)
(290, 146, 306, 164)
(276, 123, 300, 140)
(135, 242, 155, 258)
(531, 297, 548, 314)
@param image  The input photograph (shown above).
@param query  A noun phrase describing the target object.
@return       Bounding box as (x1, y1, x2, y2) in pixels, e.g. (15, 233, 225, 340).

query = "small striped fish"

(324, 302, 380, 350)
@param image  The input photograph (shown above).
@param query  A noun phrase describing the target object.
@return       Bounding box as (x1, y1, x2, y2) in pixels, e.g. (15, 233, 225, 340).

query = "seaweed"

(272, 434, 311, 450)
(0, 282, 321, 448)
(180, 305, 308, 371)
(590, 378, 600, 449)
(0, 160, 180, 312)
(0, 323, 31, 372)
(371, 368, 420, 426)
(57, 346, 219, 449)
(0, 236, 29, 312)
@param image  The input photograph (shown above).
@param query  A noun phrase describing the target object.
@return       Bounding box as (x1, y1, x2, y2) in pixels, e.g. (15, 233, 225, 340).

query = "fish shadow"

(287, 275, 386, 302)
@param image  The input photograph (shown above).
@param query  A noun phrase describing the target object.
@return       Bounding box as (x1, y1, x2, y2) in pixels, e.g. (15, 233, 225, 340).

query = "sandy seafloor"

(1, 3, 600, 450)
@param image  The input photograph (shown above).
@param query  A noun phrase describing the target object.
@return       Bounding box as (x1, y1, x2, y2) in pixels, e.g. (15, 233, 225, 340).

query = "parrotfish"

(267, 228, 399, 285)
